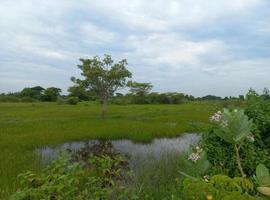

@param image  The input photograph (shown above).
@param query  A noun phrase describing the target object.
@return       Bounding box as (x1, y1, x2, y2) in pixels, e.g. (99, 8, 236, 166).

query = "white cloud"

(0, 0, 269, 95)
(80, 23, 117, 44)
(83, 0, 264, 31)
(124, 33, 229, 70)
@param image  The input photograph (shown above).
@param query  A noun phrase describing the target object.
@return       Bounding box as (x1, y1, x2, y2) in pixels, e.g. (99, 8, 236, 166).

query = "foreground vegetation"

(0, 101, 218, 198)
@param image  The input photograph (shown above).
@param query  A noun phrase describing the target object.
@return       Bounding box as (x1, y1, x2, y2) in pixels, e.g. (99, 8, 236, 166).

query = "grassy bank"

(0, 102, 219, 198)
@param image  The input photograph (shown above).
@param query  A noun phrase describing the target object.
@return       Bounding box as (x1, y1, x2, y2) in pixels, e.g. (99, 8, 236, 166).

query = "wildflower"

(188, 152, 201, 163)
(234, 109, 238, 112)
(210, 111, 222, 122)
(188, 146, 203, 163)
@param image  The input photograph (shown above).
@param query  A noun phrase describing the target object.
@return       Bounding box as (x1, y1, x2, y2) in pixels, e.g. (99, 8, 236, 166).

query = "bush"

(201, 109, 270, 177)
(67, 97, 79, 105)
(182, 175, 256, 200)
(0, 96, 20, 102)
(245, 92, 270, 148)
(202, 130, 270, 177)
(11, 154, 134, 200)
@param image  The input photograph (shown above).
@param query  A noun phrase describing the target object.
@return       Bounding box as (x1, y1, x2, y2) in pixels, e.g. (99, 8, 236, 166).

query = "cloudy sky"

(0, 0, 270, 97)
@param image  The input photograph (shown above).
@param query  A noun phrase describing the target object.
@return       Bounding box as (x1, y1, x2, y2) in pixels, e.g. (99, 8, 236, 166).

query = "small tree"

(71, 55, 132, 118)
(127, 81, 153, 96)
(41, 87, 62, 102)
(127, 81, 153, 104)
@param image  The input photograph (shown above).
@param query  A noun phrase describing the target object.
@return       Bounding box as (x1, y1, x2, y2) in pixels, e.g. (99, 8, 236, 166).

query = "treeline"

(2, 84, 269, 105)
(0, 86, 62, 103)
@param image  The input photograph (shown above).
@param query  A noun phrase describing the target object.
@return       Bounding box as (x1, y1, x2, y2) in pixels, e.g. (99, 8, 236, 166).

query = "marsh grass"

(0, 101, 220, 198)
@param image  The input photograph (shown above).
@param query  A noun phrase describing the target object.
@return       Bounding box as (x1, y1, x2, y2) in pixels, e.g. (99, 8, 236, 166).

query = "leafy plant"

(11, 154, 134, 200)
(210, 109, 254, 177)
(255, 164, 270, 198)
(179, 146, 210, 179)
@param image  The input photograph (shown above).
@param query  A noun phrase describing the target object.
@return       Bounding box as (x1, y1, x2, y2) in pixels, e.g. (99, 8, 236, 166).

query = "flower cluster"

(188, 146, 203, 163)
(210, 111, 228, 128)
(209, 111, 222, 122)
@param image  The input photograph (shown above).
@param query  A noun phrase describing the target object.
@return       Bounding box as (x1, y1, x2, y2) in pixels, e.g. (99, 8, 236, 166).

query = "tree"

(71, 55, 132, 118)
(21, 86, 44, 99)
(127, 81, 153, 104)
(127, 81, 153, 96)
(41, 87, 62, 102)
(68, 84, 96, 101)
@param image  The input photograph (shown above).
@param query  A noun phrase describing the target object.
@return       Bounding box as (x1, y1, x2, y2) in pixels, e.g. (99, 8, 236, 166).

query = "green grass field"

(0, 102, 220, 198)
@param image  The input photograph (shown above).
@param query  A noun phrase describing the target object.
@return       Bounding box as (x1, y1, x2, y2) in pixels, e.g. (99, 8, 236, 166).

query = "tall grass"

(0, 101, 220, 198)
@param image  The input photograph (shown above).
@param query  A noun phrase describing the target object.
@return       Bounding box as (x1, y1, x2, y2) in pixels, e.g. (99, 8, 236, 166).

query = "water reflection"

(36, 133, 200, 168)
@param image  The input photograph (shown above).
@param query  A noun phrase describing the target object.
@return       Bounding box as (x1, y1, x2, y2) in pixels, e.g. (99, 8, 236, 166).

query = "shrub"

(202, 109, 270, 177)
(0, 96, 20, 102)
(67, 96, 79, 105)
(11, 154, 135, 200)
(182, 175, 256, 200)
(202, 130, 270, 177)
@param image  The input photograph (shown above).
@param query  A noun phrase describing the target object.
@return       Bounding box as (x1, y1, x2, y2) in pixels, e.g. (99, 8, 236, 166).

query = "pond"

(35, 133, 200, 169)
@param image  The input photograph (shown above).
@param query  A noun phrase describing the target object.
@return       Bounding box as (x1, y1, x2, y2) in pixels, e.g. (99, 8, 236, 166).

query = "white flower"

(210, 111, 222, 122)
(188, 146, 203, 163)
(188, 153, 201, 163)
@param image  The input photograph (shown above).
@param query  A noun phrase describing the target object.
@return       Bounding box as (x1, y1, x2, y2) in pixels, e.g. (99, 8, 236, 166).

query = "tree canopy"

(71, 55, 132, 117)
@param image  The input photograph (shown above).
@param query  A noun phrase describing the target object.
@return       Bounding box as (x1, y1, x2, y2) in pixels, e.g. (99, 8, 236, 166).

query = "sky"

(0, 0, 270, 97)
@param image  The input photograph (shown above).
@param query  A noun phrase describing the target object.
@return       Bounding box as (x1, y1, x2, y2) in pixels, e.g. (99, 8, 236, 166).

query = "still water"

(36, 133, 200, 168)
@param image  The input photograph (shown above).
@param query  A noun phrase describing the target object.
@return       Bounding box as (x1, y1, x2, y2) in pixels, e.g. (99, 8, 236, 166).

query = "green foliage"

(72, 55, 132, 99)
(179, 146, 210, 178)
(255, 164, 270, 187)
(41, 87, 62, 102)
(212, 109, 253, 144)
(182, 175, 256, 200)
(71, 54, 132, 117)
(67, 96, 79, 105)
(68, 82, 97, 101)
(202, 131, 270, 177)
(245, 89, 270, 148)
(11, 155, 134, 200)
(20, 86, 44, 99)
(127, 81, 153, 96)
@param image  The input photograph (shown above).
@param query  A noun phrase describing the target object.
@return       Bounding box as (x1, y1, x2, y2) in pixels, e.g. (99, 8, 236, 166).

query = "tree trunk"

(234, 144, 246, 177)
(101, 97, 108, 119)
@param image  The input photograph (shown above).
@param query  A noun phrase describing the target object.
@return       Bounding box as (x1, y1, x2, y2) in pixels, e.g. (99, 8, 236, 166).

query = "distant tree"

(200, 95, 222, 101)
(127, 81, 153, 96)
(262, 88, 270, 100)
(21, 86, 44, 99)
(71, 55, 132, 118)
(127, 81, 153, 104)
(238, 95, 244, 100)
(147, 92, 160, 104)
(41, 87, 61, 102)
